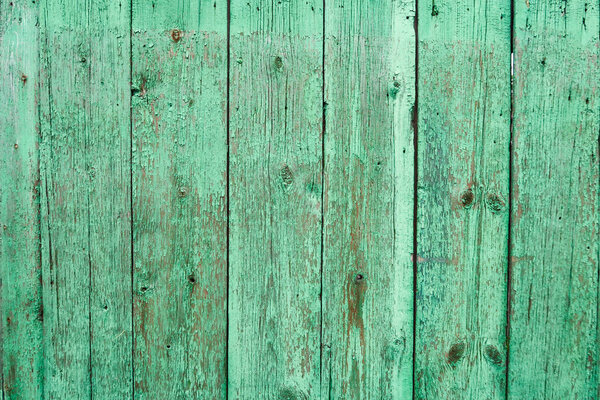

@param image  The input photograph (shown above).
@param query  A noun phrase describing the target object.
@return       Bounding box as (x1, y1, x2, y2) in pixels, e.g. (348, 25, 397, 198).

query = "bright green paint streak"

(1, 1, 43, 398)
(508, 1, 599, 398)
(322, 0, 415, 398)
(132, 0, 228, 398)
(228, 1, 323, 398)
(416, 0, 511, 398)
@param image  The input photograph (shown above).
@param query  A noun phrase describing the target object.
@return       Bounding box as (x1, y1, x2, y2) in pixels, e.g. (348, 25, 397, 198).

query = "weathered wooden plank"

(415, 0, 511, 398)
(0, 1, 43, 398)
(87, 2, 133, 398)
(321, 0, 415, 398)
(39, 0, 132, 397)
(508, 1, 599, 398)
(228, 1, 323, 397)
(131, 0, 228, 398)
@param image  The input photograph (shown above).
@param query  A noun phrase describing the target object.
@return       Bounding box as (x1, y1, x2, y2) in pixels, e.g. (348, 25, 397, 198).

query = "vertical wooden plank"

(321, 0, 415, 398)
(39, 0, 132, 397)
(39, 2, 92, 397)
(87, 2, 133, 398)
(508, 1, 599, 398)
(131, 0, 228, 398)
(415, 0, 511, 398)
(0, 1, 43, 398)
(228, 0, 323, 398)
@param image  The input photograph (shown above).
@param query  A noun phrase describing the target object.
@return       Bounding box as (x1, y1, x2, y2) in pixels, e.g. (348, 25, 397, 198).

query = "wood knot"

(384, 337, 406, 362)
(20, 73, 27, 85)
(171, 29, 182, 42)
(486, 193, 505, 213)
(280, 164, 293, 186)
(188, 275, 196, 284)
(389, 80, 401, 98)
(353, 273, 365, 284)
(178, 186, 188, 197)
(274, 56, 283, 69)
(460, 189, 474, 208)
(278, 386, 307, 400)
(431, 4, 439, 16)
(484, 344, 503, 366)
(446, 342, 466, 366)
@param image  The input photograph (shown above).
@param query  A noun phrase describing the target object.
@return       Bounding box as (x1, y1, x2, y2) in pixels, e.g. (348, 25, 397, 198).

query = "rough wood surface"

(131, 0, 228, 398)
(416, 0, 511, 398)
(508, 1, 599, 398)
(321, 0, 415, 398)
(2, 1, 600, 398)
(0, 1, 43, 398)
(228, 0, 323, 398)
(38, 0, 133, 398)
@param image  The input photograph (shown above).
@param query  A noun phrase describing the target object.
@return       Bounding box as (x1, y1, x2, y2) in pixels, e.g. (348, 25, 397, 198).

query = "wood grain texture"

(228, 0, 323, 398)
(321, 0, 415, 398)
(131, 0, 228, 398)
(416, 0, 511, 398)
(39, 0, 132, 398)
(0, 1, 43, 398)
(508, 1, 599, 398)
(87, 2, 133, 398)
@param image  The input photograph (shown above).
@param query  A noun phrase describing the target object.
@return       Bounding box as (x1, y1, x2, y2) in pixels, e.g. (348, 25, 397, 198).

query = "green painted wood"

(86, 2, 133, 398)
(416, 0, 511, 398)
(3, 2, 600, 397)
(131, 0, 228, 398)
(321, 0, 415, 398)
(0, 1, 43, 398)
(228, 0, 323, 398)
(508, 1, 599, 398)
(38, 0, 132, 398)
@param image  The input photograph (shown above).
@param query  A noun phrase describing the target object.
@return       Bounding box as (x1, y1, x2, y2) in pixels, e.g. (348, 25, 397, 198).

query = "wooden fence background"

(1, 0, 598, 398)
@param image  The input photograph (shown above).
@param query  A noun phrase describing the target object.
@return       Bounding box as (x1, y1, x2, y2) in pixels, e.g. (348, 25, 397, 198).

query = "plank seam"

(319, 0, 326, 398)
(225, 0, 231, 398)
(36, 6, 45, 395)
(86, 8, 93, 396)
(412, 0, 419, 398)
(129, 0, 135, 397)
(505, 0, 515, 396)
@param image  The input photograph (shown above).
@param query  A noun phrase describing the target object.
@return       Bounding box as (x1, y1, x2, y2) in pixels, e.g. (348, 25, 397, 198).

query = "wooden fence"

(1, 0, 598, 398)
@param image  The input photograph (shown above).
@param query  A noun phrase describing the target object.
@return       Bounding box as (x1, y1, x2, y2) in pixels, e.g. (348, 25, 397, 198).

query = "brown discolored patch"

(484, 344, 503, 366)
(346, 272, 367, 338)
(460, 189, 474, 208)
(171, 29, 182, 42)
(280, 164, 293, 186)
(278, 385, 308, 400)
(486, 193, 505, 213)
(37, 303, 43, 322)
(274, 55, 283, 69)
(446, 342, 466, 366)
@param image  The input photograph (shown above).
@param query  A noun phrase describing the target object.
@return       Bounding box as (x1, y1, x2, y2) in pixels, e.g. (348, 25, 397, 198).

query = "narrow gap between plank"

(411, 0, 419, 398)
(505, 0, 515, 396)
(129, 0, 135, 397)
(35, 3, 45, 397)
(225, 0, 231, 398)
(86, 8, 93, 398)
(318, 0, 326, 397)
